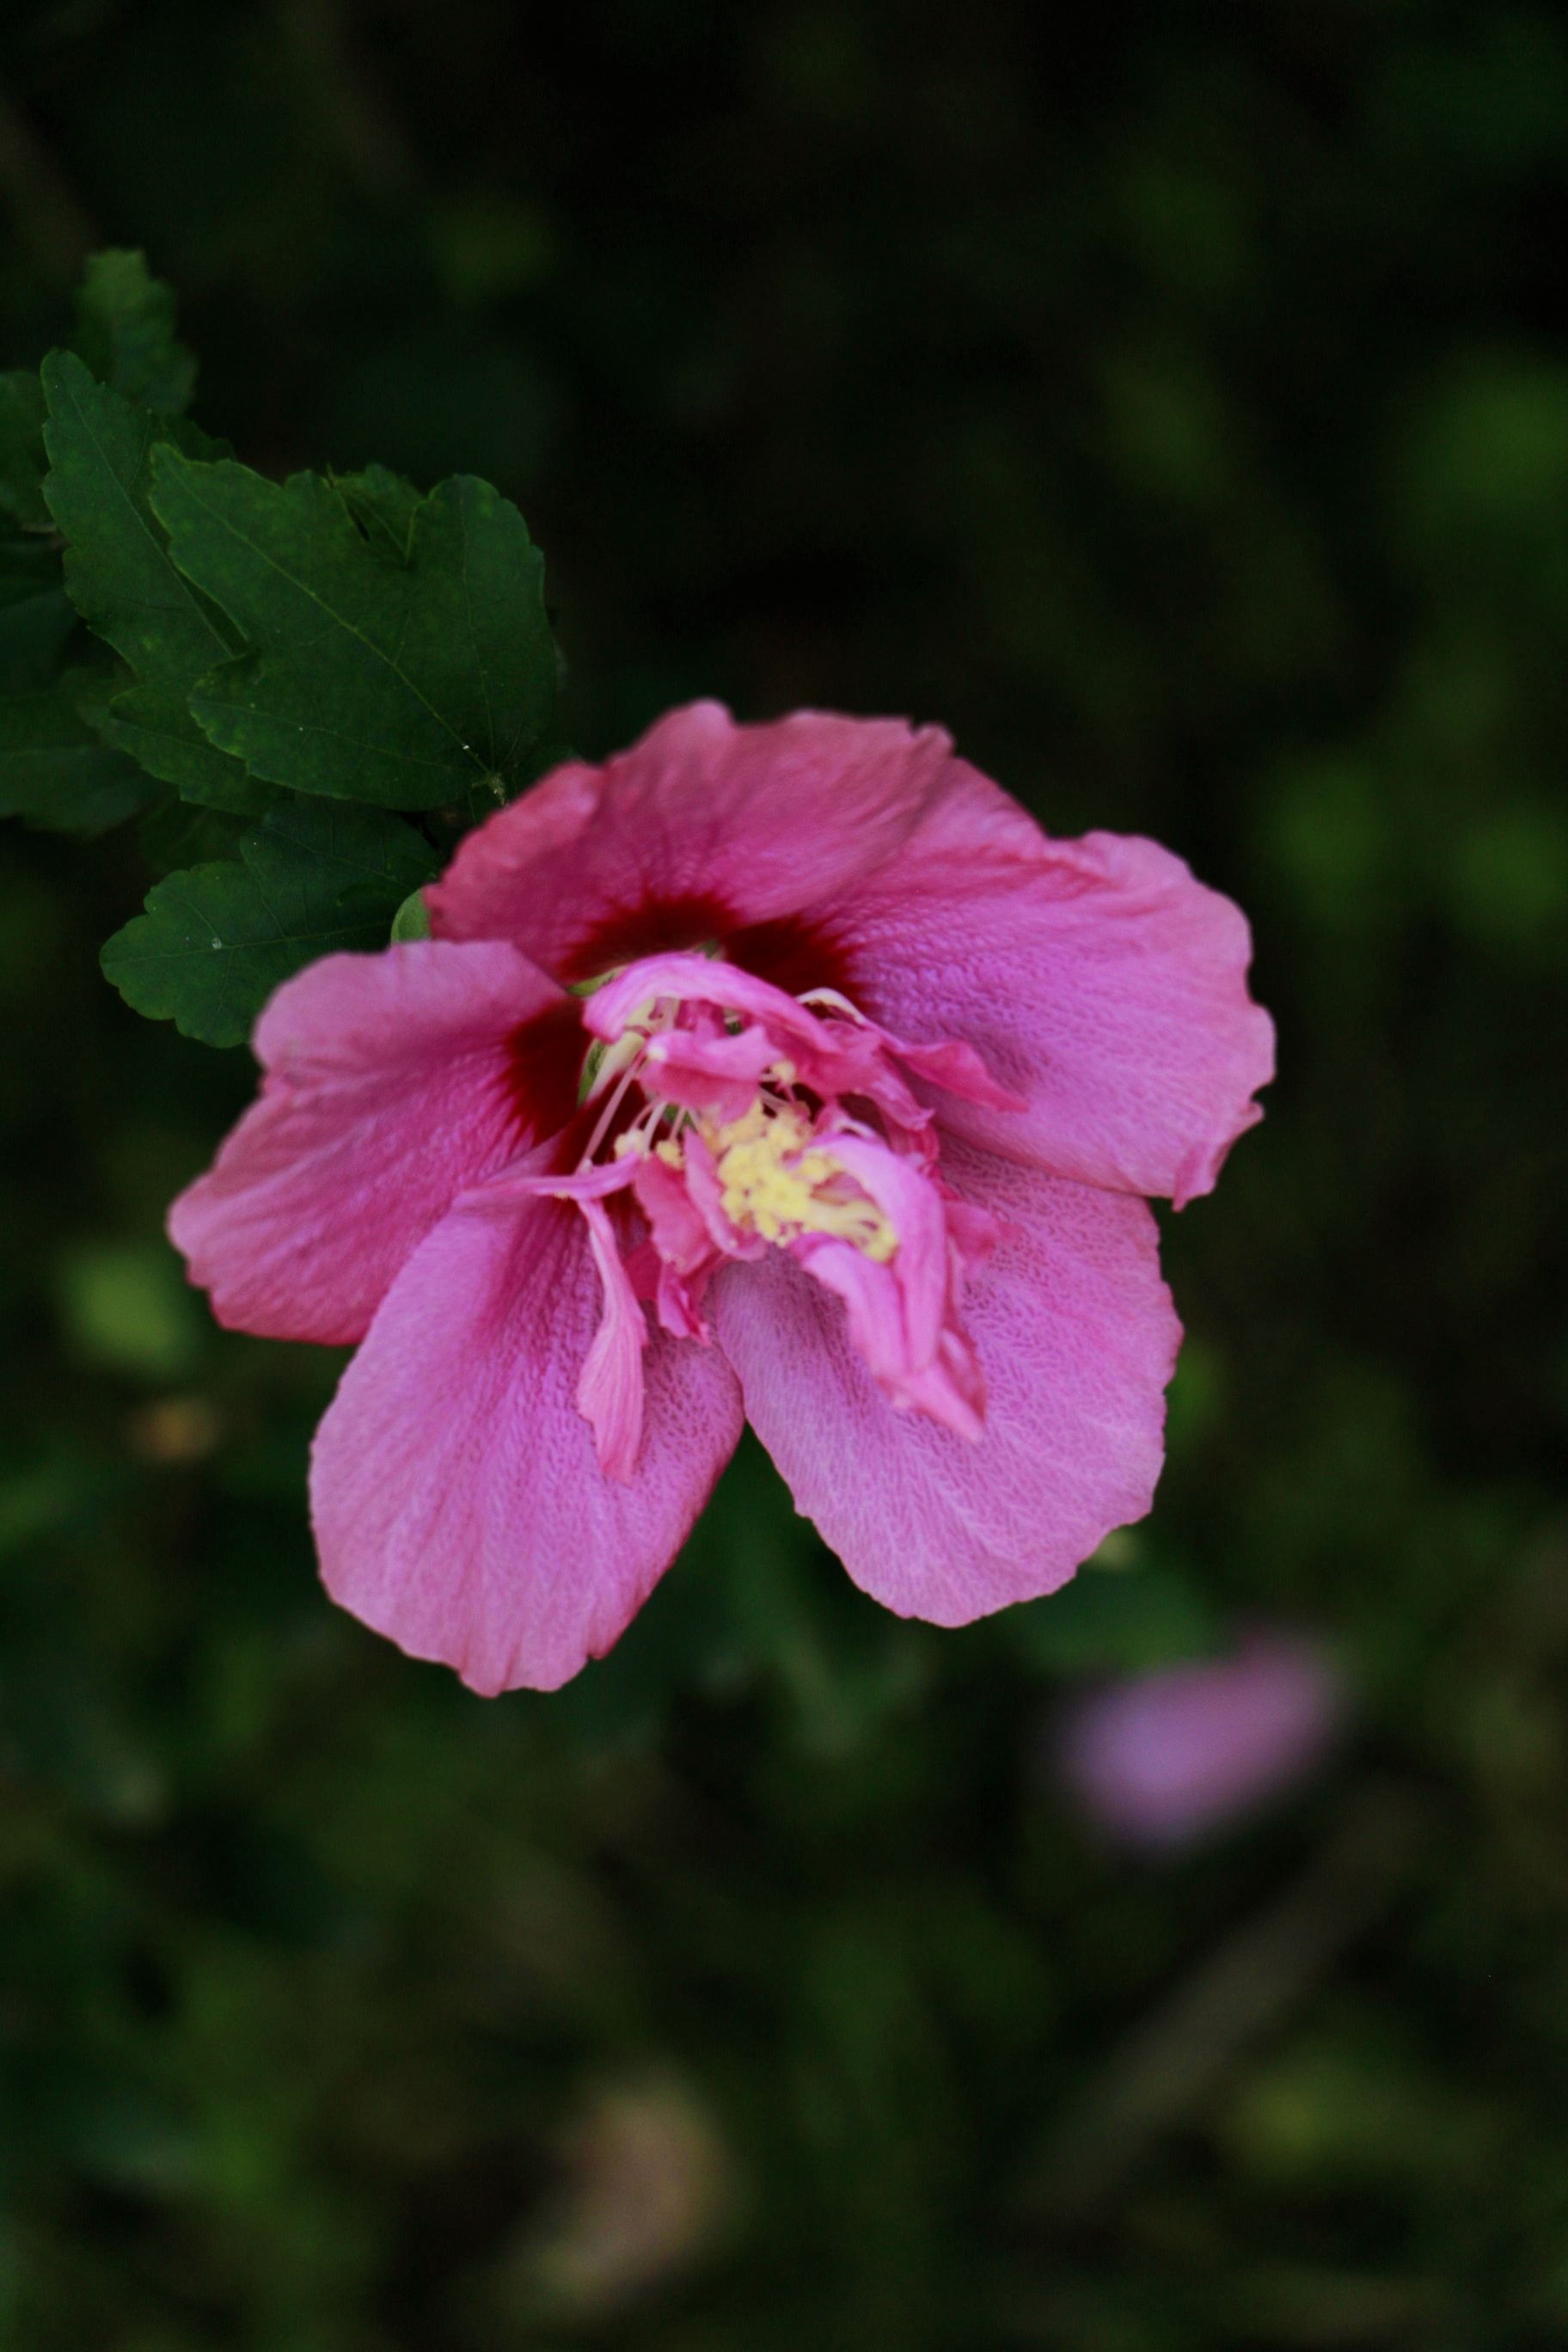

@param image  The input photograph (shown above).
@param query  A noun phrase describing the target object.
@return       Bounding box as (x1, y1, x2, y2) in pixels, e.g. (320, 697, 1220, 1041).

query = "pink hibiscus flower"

(168, 704, 1273, 1694)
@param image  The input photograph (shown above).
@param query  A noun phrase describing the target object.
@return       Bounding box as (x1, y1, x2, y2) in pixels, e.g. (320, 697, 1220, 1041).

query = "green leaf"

(101, 799, 441, 1045)
(1, 538, 76, 689)
(149, 454, 556, 810)
(40, 350, 248, 804)
(72, 250, 197, 414)
(78, 658, 284, 820)
(331, 464, 422, 563)
(0, 372, 51, 532)
(107, 681, 285, 812)
(0, 671, 162, 834)
(137, 796, 244, 878)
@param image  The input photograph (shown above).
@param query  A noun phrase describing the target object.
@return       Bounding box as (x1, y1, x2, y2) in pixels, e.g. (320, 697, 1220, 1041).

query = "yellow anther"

(705, 1101, 897, 1263)
(612, 1128, 686, 1168)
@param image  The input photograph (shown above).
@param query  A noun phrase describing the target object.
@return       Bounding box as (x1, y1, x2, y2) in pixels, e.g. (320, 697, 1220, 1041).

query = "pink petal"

(588, 951, 946, 1146)
(524, 1160, 640, 1204)
(427, 703, 958, 981)
(585, 950, 806, 1043)
(638, 1022, 779, 1121)
(681, 1128, 750, 1259)
(823, 770, 1275, 1205)
(880, 1029, 1025, 1116)
(168, 942, 579, 1344)
(1057, 1632, 1345, 1848)
(712, 1140, 1180, 1626)
(576, 1198, 647, 1482)
(651, 1259, 710, 1342)
(309, 1184, 744, 1694)
(792, 1239, 984, 1443)
(785, 1124, 991, 1439)
(631, 1152, 720, 1281)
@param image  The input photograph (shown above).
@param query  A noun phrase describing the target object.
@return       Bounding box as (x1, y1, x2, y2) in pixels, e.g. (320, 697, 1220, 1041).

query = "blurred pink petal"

(1057, 1631, 1345, 1848)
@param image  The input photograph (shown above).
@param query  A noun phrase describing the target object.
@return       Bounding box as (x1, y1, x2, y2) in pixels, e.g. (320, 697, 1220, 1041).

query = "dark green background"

(3, 3, 1566, 2345)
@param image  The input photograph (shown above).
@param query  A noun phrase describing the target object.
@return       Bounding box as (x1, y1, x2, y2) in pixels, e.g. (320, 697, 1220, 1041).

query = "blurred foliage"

(1, 2, 1565, 2346)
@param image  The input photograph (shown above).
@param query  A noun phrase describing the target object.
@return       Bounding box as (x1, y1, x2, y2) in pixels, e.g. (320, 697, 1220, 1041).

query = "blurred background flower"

(1056, 1628, 1345, 1850)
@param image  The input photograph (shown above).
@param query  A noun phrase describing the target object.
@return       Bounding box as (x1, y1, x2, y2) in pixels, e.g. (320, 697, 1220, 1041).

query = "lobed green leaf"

(331, 464, 423, 564)
(40, 350, 248, 805)
(137, 797, 246, 879)
(0, 670, 162, 835)
(72, 250, 197, 415)
(149, 454, 556, 810)
(101, 798, 441, 1046)
(1, 537, 77, 689)
(0, 372, 52, 534)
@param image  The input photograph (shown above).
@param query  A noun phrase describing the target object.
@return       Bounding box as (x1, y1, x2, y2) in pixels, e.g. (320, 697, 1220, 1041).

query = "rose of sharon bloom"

(1056, 1632, 1344, 1849)
(168, 705, 1273, 1694)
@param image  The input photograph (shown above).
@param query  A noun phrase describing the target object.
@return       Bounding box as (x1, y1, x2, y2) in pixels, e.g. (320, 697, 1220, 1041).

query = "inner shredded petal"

(548, 949, 1015, 1473)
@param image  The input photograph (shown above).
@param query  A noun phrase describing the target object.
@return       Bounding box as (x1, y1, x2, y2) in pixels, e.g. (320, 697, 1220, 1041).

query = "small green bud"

(390, 886, 432, 942)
